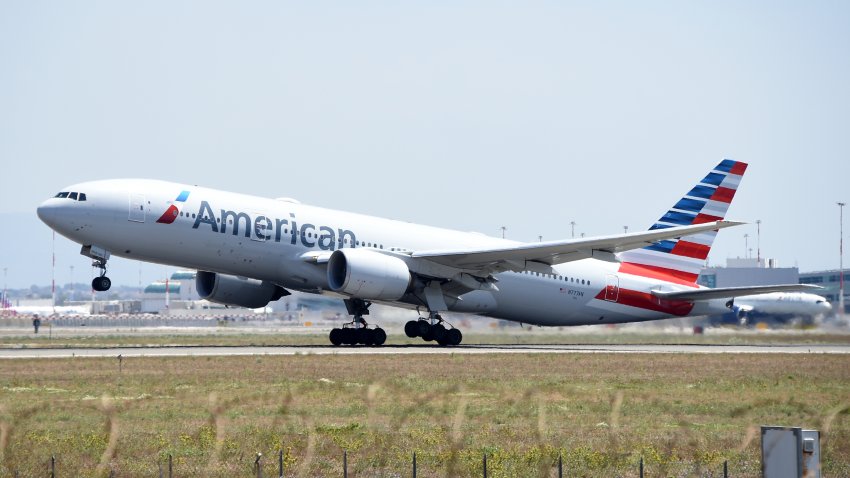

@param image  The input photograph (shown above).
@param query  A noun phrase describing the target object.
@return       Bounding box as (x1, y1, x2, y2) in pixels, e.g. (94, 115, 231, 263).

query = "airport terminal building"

(699, 258, 798, 289)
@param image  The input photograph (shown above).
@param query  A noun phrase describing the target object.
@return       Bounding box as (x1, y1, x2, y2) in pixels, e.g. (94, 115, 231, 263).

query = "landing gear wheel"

(92, 276, 111, 292)
(430, 323, 447, 344)
(362, 328, 375, 346)
(329, 328, 343, 346)
(415, 320, 430, 337)
(341, 327, 356, 345)
(404, 320, 420, 338)
(446, 328, 463, 346)
(372, 328, 387, 346)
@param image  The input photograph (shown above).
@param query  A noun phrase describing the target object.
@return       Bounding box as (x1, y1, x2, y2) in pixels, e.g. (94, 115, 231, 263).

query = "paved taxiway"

(1, 343, 848, 358)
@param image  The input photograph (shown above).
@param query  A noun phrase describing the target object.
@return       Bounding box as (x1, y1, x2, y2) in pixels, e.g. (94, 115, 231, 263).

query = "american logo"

(156, 190, 191, 224)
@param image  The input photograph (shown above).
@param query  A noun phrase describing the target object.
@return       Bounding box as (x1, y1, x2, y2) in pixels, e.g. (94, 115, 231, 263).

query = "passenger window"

(78, 193, 86, 201)
(69, 192, 78, 200)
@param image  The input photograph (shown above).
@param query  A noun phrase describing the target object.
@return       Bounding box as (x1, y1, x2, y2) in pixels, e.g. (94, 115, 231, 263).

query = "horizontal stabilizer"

(651, 284, 822, 302)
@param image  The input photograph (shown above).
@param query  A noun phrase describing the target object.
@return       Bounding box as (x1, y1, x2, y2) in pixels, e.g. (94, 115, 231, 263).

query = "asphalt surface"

(1, 343, 848, 358)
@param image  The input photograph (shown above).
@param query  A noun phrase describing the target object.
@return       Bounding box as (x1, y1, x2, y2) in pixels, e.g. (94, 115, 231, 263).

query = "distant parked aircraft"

(727, 292, 832, 324)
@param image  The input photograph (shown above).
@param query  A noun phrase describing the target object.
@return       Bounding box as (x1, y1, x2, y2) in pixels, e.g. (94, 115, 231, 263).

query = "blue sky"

(1, 1, 849, 288)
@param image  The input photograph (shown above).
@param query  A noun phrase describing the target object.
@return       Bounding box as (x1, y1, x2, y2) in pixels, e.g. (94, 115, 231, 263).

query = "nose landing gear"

(82, 245, 112, 292)
(92, 274, 111, 292)
(90, 257, 111, 292)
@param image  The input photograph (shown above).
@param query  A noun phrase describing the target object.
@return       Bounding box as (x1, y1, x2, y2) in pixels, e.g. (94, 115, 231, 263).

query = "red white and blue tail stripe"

(617, 159, 748, 285)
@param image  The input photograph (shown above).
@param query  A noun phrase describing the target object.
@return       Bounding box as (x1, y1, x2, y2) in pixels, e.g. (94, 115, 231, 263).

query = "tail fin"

(617, 159, 748, 285)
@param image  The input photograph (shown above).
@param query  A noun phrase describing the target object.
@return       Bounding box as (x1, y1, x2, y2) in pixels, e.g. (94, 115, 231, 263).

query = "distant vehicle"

(37, 160, 816, 346)
(727, 292, 832, 325)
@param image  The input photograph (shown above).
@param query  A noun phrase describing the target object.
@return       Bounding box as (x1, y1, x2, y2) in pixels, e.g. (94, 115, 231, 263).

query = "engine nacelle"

(196, 271, 288, 309)
(327, 249, 412, 300)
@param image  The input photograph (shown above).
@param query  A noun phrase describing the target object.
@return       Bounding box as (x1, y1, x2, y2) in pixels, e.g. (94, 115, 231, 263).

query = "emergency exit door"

(129, 194, 146, 222)
(605, 275, 619, 302)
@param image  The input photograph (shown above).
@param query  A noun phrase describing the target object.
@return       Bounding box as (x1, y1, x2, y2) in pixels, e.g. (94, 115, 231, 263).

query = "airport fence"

(12, 450, 733, 478)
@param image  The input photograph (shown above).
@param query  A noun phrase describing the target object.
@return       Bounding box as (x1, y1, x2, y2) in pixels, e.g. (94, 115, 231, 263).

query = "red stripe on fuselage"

(709, 186, 736, 204)
(670, 241, 711, 260)
(594, 288, 694, 316)
(619, 262, 699, 286)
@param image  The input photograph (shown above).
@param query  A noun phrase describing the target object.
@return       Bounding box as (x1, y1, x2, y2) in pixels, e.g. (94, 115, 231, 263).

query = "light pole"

(744, 234, 749, 258)
(570, 221, 576, 239)
(623, 226, 628, 234)
(500, 226, 506, 239)
(2, 267, 6, 309)
(756, 219, 761, 265)
(836, 202, 847, 316)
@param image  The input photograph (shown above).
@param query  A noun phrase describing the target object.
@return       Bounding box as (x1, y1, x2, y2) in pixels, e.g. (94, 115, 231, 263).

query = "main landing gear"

(405, 313, 462, 346)
(329, 299, 387, 347)
(91, 257, 111, 292)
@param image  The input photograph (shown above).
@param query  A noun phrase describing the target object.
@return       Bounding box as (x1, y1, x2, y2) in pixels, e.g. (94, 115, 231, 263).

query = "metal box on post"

(761, 426, 821, 478)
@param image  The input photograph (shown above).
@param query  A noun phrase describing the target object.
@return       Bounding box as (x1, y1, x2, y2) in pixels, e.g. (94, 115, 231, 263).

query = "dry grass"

(0, 353, 848, 477)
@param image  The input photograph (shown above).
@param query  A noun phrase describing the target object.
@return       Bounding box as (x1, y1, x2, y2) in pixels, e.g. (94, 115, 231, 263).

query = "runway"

(1, 343, 848, 358)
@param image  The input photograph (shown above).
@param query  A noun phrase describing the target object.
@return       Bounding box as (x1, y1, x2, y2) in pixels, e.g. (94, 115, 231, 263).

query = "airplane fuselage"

(37, 179, 730, 327)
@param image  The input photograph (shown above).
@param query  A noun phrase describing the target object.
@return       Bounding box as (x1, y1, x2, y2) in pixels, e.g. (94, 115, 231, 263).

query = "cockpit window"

(53, 191, 87, 201)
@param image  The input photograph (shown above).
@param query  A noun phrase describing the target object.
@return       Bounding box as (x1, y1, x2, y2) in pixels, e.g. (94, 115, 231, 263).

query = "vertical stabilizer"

(617, 159, 748, 285)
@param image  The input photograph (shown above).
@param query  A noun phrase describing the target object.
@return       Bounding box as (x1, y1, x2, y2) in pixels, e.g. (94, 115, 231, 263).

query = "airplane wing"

(411, 220, 744, 273)
(650, 284, 822, 301)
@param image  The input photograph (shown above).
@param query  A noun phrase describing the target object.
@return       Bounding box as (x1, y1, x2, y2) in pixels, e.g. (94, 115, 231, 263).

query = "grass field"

(0, 352, 848, 477)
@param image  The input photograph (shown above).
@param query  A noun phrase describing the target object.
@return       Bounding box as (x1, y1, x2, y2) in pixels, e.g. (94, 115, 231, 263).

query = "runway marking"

(0, 343, 848, 359)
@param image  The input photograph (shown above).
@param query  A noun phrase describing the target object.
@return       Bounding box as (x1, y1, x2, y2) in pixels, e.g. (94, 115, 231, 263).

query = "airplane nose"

(37, 199, 60, 227)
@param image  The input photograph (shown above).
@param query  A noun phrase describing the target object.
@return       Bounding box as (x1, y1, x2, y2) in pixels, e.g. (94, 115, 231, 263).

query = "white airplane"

(37, 160, 816, 346)
(726, 292, 832, 324)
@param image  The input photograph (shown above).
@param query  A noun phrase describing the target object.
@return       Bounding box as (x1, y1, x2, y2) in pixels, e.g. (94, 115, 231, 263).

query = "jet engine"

(327, 249, 412, 300)
(196, 271, 288, 309)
